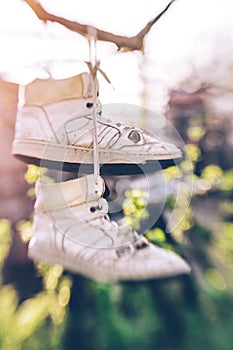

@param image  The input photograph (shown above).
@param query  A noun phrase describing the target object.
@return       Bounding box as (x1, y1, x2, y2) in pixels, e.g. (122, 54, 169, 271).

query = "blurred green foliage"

(0, 220, 71, 350)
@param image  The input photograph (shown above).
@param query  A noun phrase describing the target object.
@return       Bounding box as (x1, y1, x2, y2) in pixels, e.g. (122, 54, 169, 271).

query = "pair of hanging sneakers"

(12, 72, 190, 282)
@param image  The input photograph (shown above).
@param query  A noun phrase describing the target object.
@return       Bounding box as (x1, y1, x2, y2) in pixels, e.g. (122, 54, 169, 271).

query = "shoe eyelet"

(86, 102, 93, 108)
(116, 246, 132, 258)
(90, 205, 103, 213)
(128, 129, 141, 143)
(135, 242, 148, 249)
(134, 238, 149, 250)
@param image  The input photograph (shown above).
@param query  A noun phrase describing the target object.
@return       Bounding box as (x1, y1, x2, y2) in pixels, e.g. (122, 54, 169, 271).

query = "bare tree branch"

(136, 0, 176, 42)
(24, 0, 176, 51)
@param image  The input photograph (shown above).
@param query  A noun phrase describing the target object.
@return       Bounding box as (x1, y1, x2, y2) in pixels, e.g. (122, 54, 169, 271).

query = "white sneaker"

(28, 174, 190, 282)
(12, 73, 182, 174)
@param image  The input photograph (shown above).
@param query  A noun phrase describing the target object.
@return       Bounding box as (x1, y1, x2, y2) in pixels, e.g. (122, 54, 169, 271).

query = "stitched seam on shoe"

(24, 105, 60, 143)
(97, 126, 109, 144)
(24, 97, 91, 108)
(31, 244, 118, 280)
(75, 244, 92, 260)
(105, 133, 121, 149)
(53, 223, 65, 253)
(41, 106, 61, 143)
(99, 128, 120, 149)
(116, 142, 171, 152)
(14, 139, 177, 158)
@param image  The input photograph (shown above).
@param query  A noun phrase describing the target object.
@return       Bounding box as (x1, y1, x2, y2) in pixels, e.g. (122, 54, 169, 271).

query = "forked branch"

(24, 0, 176, 51)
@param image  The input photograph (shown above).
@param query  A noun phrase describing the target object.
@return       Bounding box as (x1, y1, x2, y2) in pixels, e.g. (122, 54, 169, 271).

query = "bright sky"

(0, 0, 232, 110)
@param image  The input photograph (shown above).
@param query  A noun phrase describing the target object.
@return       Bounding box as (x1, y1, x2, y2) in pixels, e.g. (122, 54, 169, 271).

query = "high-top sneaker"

(28, 174, 190, 282)
(12, 73, 182, 175)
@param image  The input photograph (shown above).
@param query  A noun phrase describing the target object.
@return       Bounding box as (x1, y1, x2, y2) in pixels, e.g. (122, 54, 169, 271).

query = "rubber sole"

(28, 244, 119, 283)
(12, 140, 183, 175)
(28, 243, 189, 283)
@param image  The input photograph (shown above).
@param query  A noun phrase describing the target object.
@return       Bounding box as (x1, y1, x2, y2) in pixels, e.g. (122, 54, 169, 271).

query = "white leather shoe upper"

(35, 174, 138, 249)
(29, 174, 191, 282)
(12, 73, 182, 164)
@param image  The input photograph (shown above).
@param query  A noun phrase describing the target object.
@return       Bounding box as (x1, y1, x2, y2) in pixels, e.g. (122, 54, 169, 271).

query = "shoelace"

(89, 199, 137, 231)
(86, 28, 147, 254)
(87, 27, 100, 189)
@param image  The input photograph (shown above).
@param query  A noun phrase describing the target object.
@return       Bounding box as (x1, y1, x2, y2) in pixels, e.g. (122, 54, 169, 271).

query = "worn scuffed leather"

(12, 72, 182, 165)
(28, 174, 191, 282)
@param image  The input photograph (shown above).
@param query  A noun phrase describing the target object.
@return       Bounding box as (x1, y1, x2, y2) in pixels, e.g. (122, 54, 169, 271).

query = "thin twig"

(24, 0, 176, 51)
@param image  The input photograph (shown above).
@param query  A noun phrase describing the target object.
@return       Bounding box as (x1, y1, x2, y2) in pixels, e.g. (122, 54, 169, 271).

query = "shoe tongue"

(36, 175, 105, 212)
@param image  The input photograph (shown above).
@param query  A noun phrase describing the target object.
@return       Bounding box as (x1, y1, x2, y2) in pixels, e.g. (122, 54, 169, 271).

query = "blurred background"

(0, 0, 233, 349)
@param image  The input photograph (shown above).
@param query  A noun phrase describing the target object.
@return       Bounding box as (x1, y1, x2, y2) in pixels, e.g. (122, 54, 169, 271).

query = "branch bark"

(24, 0, 176, 51)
